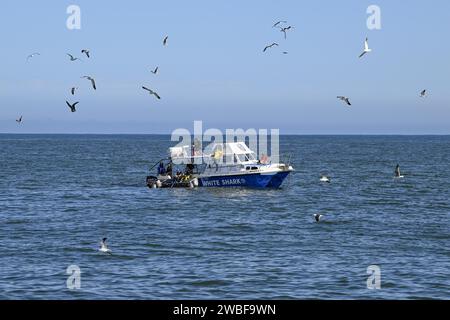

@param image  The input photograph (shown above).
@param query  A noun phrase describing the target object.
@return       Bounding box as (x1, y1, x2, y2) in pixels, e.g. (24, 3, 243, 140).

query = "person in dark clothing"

(395, 164, 401, 177)
(158, 161, 166, 175)
(166, 162, 173, 177)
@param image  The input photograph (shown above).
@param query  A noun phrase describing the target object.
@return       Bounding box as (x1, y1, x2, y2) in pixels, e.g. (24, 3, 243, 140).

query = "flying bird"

(314, 214, 323, 223)
(16, 116, 23, 124)
(99, 238, 112, 254)
(163, 36, 168, 46)
(358, 37, 372, 58)
(272, 20, 287, 28)
(26, 52, 40, 62)
(81, 76, 96, 90)
(337, 96, 352, 106)
(142, 86, 161, 99)
(420, 89, 427, 98)
(263, 43, 279, 52)
(81, 49, 90, 58)
(151, 67, 159, 74)
(66, 101, 79, 112)
(67, 53, 82, 62)
(70, 87, 78, 95)
(280, 26, 292, 39)
(282, 51, 288, 54)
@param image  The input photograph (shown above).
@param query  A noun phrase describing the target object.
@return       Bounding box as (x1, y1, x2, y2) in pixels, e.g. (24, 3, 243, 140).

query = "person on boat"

(259, 154, 269, 164)
(395, 164, 401, 177)
(193, 138, 202, 156)
(166, 162, 173, 178)
(158, 161, 166, 175)
(185, 163, 194, 175)
(212, 146, 223, 172)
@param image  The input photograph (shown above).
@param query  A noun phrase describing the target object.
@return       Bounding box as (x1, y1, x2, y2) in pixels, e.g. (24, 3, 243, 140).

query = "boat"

(146, 141, 294, 189)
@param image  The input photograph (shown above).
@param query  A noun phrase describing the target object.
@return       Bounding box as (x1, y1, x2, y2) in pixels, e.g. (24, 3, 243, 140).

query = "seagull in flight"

(314, 214, 323, 223)
(420, 89, 427, 98)
(70, 87, 78, 95)
(142, 86, 161, 99)
(66, 101, 79, 113)
(337, 96, 352, 106)
(358, 37, 372, 58)
(272, 20, 287, 28)
(67, 53, 82, 62)
(163, 36, 168, 46)
(263, 43, 279, 52)
(81, 49, 90, 58)
(280, 26, 292, 39)
(16, 116, 23, 124)
(99, 238, 112, 254)
(26, 52, 40, 62)
(151, 67, 159, 74)
(81, 76, 97, 90)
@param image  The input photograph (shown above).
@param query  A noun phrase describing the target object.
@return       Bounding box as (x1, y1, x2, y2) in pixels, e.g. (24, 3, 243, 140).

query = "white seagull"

(314, 214, 323, 223)
(337, 96, 352, 106)
(272, 20, 287, 28)
(81, 49, 90, 58)
(359, 37, 372, 58)
(142, 86, 161, 99)
(263, 42, 279, 52)
(280, 26, 293, 39)
(16, 116, 23, 124)
(81, 76, 97, 90)
(99, 238, 112, 254)
(67, 53, 82, 62)
(151, 66, 159, 74)
(70, 87, 78, 95)
(26, 52, 40, 62)
(420, 89, 427, 98)
(66, 101, 79, 112)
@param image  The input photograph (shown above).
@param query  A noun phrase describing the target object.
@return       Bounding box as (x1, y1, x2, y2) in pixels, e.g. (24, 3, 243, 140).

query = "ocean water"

(0, 134, 449, 300)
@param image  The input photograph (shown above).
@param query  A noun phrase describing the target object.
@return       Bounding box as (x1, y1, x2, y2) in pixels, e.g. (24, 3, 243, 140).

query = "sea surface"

(0, 134, 449, 299)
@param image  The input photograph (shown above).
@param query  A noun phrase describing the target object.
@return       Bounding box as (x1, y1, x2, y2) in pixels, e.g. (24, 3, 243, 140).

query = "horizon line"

(1, 132, 450, 136)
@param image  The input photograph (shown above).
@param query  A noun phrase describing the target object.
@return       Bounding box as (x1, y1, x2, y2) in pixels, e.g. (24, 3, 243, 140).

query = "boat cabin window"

(236, 153, 255, 163)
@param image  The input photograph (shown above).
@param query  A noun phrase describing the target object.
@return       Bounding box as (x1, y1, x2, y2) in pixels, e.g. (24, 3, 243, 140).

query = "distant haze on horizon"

(0, 0, 449, 134)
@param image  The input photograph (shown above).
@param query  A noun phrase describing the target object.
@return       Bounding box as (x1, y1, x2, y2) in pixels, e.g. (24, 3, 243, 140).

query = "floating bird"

(66, 101, 79, 112)
(26, 52, 40, 62)
(358, 37, 372, 58)
(320, 175, 331, 183)
(70, 87, 78, 95)
(420, 89, 427, 98)
(81, 76, 96, 90)
(67, 53, 82, 62)
(272, 20, 287, 28)
(99, 238, 112, 254)
(163, 36, 168, 46)
(280, 26, 292, 39)
(263, 42, 279, 52)
(314, 214, 323, 223)
(151, 67, 159, 74)
(142, 86, 161, 99)
(81, 49, 90, 58)
(16, 116, 23, 124)
(337, 96, 352, 106)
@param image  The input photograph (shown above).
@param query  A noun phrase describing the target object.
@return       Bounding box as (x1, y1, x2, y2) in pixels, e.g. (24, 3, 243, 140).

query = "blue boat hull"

(198, 171, 290, 188)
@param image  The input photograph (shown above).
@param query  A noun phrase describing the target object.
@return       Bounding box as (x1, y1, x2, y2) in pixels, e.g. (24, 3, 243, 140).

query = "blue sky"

(0, 0, 449, 134)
